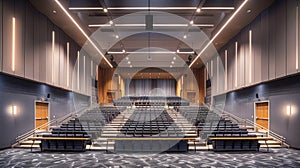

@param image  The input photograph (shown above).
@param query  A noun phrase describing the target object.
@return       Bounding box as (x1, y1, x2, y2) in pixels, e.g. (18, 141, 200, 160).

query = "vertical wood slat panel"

(24, 2, 34, 79)
(59, 31, 67, 88)
(287, 0, 297, 75)
(2, 0, 14, 74)
(46, 20, 53, 84)
(33, 9, 40, 81)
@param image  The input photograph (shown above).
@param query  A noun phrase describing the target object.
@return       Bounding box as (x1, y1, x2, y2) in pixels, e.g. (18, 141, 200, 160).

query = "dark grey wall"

(214, 74, 300, 149)
(0, 73, 90, 149)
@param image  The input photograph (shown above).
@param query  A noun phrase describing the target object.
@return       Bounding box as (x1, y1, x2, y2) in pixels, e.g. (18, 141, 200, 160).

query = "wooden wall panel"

(227, 42, 234, 90)
(59, 32, 67, 88)
(275, 0, 287, 78)
(286, 0, 297, 75)
(46, 20, 53, 84)
(97, 68, 116, 104)
(2, 0, 14, 74)
(24, 2, 34, 79)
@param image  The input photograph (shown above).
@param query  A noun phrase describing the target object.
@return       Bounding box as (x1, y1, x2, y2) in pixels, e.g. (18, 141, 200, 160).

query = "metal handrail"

(12, 105, 91, 147)
(211, 106, 288, 147)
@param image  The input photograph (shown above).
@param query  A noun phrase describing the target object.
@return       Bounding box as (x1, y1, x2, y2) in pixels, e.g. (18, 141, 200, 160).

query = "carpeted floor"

(0, 148, 299, 167)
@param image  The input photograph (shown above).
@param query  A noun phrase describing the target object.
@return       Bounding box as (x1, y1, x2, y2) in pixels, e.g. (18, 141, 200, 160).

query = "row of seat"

(113, 96, 190, 106)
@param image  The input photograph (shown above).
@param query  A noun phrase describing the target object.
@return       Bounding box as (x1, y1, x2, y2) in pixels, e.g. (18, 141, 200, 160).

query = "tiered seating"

(39, 106, 124, 151)
(177, 106, 259, 151)
(115, 107, 188, 152)
(113, 96, 190, 106)
(120, 107, 184, 137)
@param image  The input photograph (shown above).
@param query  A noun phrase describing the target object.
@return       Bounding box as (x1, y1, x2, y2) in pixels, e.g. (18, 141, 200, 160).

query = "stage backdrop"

(125, 79, 176, 96)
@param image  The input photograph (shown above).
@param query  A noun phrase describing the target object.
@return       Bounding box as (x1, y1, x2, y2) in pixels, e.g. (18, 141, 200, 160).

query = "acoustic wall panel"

(275, 0, 287, 78)
(52, 27, 60, 86)
(252, 18, 262, 84)
(227, 42, 234, 90)
(24, 2, 34, 79)
(46, 20, 53, 84)
(261, 10, 269, 81)
(33, 12, 40, 81)
(14, 0, 26, 77)
(2, 0, 14, 74)
(268, 4, 276, 80)
(238, 32, 245, 87)
(59, 31, 67, 88)
(0, 0, 3, 72)
(38, 14, 47, 83)
(287, 0, 298, 75)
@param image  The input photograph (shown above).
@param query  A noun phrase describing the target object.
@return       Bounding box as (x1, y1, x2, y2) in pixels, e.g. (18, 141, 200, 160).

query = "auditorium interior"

(0, 0, 300, 167)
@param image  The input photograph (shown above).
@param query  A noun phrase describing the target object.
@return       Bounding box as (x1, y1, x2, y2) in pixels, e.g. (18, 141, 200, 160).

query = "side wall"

(211, 0, 300, 148)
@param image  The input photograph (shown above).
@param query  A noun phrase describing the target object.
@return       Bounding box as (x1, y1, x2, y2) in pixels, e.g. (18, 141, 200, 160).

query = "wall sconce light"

(11, 105, 17, 115)
(286, 105, 291, 116)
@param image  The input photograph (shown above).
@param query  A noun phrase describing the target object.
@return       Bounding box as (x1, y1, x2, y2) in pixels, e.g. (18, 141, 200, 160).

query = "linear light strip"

(12, 17, 15, 72)
(296, 6, 299, 70)
(67, 42, 70, 87)
(189, 0, 248, 67)
(235, 42, 238, 87)
(201, 7, 234, 10)
(217, 57, 219, 92)
(107, 51, 193, 54)
(54, 0, 113, 68)
(206, 62, 209, 79)
(225, 50, 228, 90)
(83, 56, 86, 91)
(69, 6, 234, 11)
(249, 30, 252, 83)
(77, 51, 80, 90)
(52, 31, 55, 83)
(89, 23, 213, 27)
(211, 60, 213, 77)
(91, 60, 93, 77)
(96, 65, 98, 81)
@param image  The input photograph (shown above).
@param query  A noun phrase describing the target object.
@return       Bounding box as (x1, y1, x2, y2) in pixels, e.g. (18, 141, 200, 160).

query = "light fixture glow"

(115, 35, 119, 39)
(77, 51, 80, 90)
(122, 49, 126, 53)
(173, 57, 176, 60)
(12, 17, 15, 72)
(189, 0, 248, 67)
(296, 6, 299, 70)
(192, 24, 214, 27)
(183, 35, 187, 39)
(130, 65, 133, 68)
(225, 50, 228, 90)
(201, 7, 235, 10)
(107, 7, 197, 10)
(12, 105, 17, 115)
(88, 24, 111, 27)
(249, 30, 252, 83)
(127, 61, 131, 64)
(114, 24, 145, 27)
(107, 51, 124, 54)
(196, 8, 201, 13)
(69, 7, 103, 10)
(109, 20, 113, 25)
(126, 57, 129, 60)
(171, 61, 175, 64)
(89, 23, 213, 27)
(67, 42, 69, 87)
(54, 0, 113, 68)
(189, 20, 194, 25)
(170, 65, 173, 68)
(103, 8, 108, 13)
(52, 31, 55, 83)
(235, 42, 238, 87)
(287, 105, 291, 116)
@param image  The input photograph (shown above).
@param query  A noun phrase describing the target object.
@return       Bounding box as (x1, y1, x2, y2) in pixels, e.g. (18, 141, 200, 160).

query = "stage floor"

(0, 148, 299, 167)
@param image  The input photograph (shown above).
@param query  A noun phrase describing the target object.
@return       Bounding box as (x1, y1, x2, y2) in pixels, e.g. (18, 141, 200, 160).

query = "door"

(255, 102, 269, 130)
(35, 102, 49, 131)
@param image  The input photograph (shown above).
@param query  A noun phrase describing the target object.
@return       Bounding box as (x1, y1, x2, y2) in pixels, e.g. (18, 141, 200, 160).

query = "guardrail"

(12, 105, 92, 148)
(211, 106, 288, 147)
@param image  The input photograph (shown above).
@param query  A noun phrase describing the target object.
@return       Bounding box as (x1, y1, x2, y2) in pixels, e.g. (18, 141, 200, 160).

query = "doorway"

(254, 101, 269, 131)
(35, 101, 49, 131)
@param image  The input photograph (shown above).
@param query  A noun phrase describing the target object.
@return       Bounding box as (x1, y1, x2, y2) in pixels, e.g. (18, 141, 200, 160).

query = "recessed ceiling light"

(170, 65, 173, 68)
(130, 65, 133, 68)
(247, 9, 252, 13)
(115, 35, 119, 39)
(173, 57, 176, 60)
(122, 49, 126, 53)
(190, 20, 194, 25)
(52, 10, 57, 14)
(103, 8, 108, 13)
(196, 8, 201, 13)
(171, 61, 174, 64)
(126, 57, 129, 60)
(127, 61, 131, 64)
(109, 20, 113, 25)
(183, 35, 187, 39)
